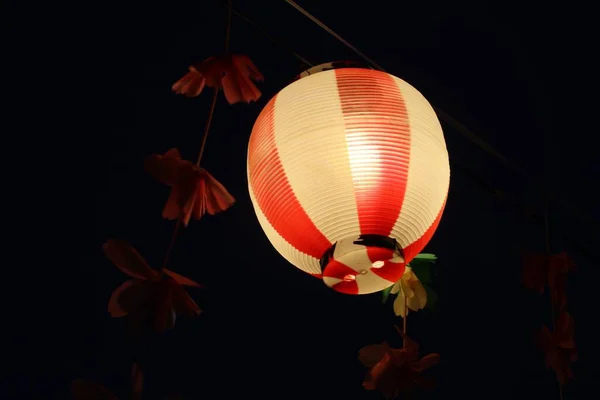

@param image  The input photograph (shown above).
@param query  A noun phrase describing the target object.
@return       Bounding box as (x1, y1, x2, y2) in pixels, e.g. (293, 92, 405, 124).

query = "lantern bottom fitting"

(319, 235, 406, 295)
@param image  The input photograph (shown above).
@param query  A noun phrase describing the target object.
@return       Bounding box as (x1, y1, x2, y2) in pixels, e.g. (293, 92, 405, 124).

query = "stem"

(402, 296, 407, 349)
(161, 219, 182, 270)
(195, 89, 220, 166)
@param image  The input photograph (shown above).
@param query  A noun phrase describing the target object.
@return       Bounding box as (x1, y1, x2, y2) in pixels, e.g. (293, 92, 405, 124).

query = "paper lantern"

(247, 63, 450, 295)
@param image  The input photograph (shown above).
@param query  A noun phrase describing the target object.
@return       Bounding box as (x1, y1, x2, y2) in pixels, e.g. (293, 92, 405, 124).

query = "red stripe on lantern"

(402, 197, 447, 263)
(248, 96, 332, 259)
(337, 69, 411, 237)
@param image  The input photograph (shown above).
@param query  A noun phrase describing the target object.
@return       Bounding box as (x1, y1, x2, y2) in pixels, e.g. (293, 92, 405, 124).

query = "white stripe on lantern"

(248, 182, 322, 275)
(273, 70, 361, 244)
(356, 271, 396, 294)
(323, 276, 342, 287)
(390, 77, 450, 258)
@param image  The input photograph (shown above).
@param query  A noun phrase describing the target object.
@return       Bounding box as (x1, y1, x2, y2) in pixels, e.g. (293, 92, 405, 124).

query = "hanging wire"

(229, 7, 314, 67)
(282, 0, 383, 71)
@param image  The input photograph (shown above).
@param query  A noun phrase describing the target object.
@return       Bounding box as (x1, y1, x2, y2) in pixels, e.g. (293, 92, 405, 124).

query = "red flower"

(145, 148, 235, 227)
(358, 327, 440, 399)
(104, 239, 203, 333)
(537, 311, 578, 385)
(522, 252, 574, 309)
(172, 54, 263, 104)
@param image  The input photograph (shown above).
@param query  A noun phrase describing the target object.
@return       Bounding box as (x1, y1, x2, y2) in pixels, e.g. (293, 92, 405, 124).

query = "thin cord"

(196, 89, 220, 166)
(402, 296, 407, 349)
(283, 0, 383, 71)
(161, 219, 182, 270)
(229, 6, 314, 67)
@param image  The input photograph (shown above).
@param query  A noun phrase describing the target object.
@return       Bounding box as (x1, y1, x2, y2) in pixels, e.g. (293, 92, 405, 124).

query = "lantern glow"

(247, 64, 450, 295)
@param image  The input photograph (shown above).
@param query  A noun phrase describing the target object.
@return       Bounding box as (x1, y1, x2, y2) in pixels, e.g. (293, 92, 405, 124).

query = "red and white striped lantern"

(247, 64, 450, 295)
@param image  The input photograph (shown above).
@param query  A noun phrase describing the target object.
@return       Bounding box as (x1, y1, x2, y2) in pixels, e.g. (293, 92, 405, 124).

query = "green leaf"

(409, 262, 433, 284)
(424, 285, 438, 309)
(413, 253, 437, 261)
(381, 285, 393, 304)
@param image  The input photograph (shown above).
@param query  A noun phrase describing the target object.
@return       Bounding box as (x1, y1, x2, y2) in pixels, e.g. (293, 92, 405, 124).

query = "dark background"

(6, 0, 598, 398)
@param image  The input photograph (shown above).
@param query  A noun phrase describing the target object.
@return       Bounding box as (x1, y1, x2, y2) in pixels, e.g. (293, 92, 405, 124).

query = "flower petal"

(132, 363, 144, 400)
(103, 239, 158, 280)
(171, 283, 202, 317)
(199, 169, 236, 215)
(413, 281, 428, 310)
(172, 70, 206, 97)
(521, 253, 547, 294)
(358, 343, 390, 367)
(108, 279, 136, 317)
(163, 269, 203, 288)
(390, 280, 401, 295)
(413, 353, 440, 371)
(153, 287, 176, 333)
(163, 188, 182, 221)
(117, 280, 155, 315)
(393, 291, 408, 317)
(221, 54, 263, 104)
(144, 149, 184, 186)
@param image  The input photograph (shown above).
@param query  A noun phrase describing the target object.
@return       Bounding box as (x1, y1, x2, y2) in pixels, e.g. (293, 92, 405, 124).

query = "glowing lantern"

(247, 63, 450, 295)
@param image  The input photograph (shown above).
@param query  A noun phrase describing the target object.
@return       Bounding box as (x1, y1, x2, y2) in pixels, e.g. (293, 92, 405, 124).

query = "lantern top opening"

(293, 61, 372, 82)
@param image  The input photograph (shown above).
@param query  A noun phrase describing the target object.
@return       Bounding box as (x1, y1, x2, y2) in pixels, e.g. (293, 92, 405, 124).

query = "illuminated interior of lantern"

(346, 140, 383, 185)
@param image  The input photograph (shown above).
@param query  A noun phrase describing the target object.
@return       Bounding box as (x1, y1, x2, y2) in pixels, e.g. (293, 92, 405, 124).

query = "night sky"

(8, 0, 597, 398)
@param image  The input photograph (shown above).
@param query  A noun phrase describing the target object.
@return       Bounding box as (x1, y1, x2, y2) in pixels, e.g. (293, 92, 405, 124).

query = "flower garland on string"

(71, 1, 263, 397)
(522, 252, 578, 388)
(359, 253, 440, 399)
(521, 207, 578, 398)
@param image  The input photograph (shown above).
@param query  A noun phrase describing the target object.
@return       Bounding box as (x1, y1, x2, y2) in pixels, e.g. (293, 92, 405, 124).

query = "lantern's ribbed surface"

(247, 68, 449, 294)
